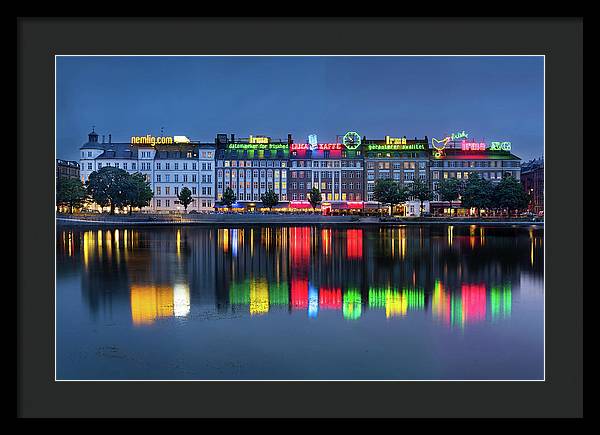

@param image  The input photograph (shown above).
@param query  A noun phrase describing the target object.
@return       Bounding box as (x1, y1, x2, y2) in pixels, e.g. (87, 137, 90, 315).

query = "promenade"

(56, 213, 543, 227)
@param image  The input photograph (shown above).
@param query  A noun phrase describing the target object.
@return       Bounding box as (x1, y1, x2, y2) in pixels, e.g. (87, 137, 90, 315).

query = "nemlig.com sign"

(131, 135, 174, 145)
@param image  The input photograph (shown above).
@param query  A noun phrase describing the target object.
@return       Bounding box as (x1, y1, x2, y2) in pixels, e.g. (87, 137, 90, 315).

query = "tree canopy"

(177, 186, 193, 211)
(372, 179, 407, 214)
(56, 178, 88, 214)
(436, 178, 463, 203)
(260, 189, 279, 211)
(307, 187, 322, 212)
(220, 187, 237, 209)
(460, 173, 494, 214)
(124, 172, 154, 214)
(492, 174, 530, 213)
(86, 166, 130, 214)
(409, 179, 433, 216)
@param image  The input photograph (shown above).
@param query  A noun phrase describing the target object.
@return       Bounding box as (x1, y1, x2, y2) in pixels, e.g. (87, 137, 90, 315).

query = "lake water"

(56, 224, 544, 380)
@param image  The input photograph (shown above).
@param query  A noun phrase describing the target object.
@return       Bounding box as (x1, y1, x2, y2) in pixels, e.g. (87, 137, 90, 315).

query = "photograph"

(54, 55, 545, 381)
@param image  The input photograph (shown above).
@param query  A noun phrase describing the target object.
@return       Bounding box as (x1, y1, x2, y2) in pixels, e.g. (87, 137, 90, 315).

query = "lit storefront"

(215, 134, 290, 211)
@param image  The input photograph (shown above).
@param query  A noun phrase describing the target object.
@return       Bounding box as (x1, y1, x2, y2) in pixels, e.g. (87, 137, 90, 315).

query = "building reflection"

(56, 224, 543, 329)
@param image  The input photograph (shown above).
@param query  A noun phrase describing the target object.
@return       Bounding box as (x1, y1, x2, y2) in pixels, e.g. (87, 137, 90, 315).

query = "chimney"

(230, 133, 235, 142)
(287, 133, 292, 145)
(109, 134, 112, 143)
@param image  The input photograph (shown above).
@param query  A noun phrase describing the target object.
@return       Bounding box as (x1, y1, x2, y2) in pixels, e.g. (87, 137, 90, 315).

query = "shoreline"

(56, 215, 544, 228)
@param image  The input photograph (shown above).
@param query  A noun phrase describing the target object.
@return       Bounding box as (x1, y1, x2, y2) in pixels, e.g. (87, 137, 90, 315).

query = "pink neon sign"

(461, 140, 486, 151)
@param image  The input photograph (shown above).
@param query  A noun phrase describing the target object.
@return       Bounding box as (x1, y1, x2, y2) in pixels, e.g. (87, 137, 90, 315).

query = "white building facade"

(79, 130, 216, 213)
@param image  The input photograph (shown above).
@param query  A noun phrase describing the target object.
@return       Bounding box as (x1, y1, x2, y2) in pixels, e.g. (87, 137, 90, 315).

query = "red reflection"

(290, 227, 311, 268)
(346, 229, 363, 259)
(291, 278, 308, 309)
(319, 287, 342, 310)
(461, 283, 487, 323)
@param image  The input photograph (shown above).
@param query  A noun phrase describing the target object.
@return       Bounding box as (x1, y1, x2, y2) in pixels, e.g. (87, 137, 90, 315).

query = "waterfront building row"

(77, 130, 523, 212)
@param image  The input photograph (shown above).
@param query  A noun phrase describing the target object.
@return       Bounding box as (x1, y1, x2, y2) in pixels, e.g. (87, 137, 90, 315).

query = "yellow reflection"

(130, 285, 174, 326)
(469, 225, 476, 249)
(105, 230, 112, 258)
(400, 227, 406, 259)
(250, 278, 269, 315)
(82, 230, 90, 268)
(448, 225, 454, 247)
(176, 229, 181, 257)
(385, 289, 407, 318)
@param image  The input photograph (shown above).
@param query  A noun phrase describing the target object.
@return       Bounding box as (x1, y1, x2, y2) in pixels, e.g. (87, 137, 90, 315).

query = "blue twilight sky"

(56, 56, 544, 162)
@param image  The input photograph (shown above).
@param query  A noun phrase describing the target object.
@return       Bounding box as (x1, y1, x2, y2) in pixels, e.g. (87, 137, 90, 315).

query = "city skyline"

(56, 56, 544, 162)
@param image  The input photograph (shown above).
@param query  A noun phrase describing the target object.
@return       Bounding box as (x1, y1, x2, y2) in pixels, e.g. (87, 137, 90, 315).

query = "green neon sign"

(227, 143, 288, 150)
(367, 143, 426, 151)
(489, 141, 512, 151)
(343, 131, 361, 150)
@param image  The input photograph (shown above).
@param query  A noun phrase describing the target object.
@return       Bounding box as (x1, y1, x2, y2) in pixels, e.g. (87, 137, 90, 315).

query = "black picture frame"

(17, 17, 583, 418)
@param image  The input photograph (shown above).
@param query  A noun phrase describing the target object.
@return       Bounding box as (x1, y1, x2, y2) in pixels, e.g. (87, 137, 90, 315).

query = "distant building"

(520, 157, 544, 214)
(56, 159, 80, 182)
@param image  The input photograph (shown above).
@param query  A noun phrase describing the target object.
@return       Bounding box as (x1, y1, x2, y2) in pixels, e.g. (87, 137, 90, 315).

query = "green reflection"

(343, 289, 362, 320)
(269, 282, 289, 306)
(490, 284, 512, 321)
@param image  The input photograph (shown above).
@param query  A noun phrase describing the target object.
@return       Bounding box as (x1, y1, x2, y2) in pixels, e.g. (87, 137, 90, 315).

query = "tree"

(86, 166, 129, 215)
(220, 187, 237, 210)
(410, 179, 433, 216)
(436, 178, 463, 211)
(177, 186, 193, 212)
(260, 189, 279, 212)
(307, 187, 322, 213)
(119, 172, 153, 214)
(492, 174, 530, 216)
(56, 178, 87, 214)
(461, 173, 494, 216)
(373, 179, 407, 215)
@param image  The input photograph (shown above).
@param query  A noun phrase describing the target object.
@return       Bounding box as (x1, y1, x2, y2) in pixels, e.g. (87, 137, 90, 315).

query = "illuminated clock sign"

(291, 143, 343, 151)
(228, 143, 288, 150)
(367, 143, 426, 151)
(489, 141, 512, 151)
(131, 135, 174, 145)
(343, 131, 361, 150)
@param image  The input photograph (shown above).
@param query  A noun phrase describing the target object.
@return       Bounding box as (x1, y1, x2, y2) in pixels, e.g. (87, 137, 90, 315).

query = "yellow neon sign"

(385, 136, 407, 145)
(130, 135, 174, 145)
(248, 135, 270, 144)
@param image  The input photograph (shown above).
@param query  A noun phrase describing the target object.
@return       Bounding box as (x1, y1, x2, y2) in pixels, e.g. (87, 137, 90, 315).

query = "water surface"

(56, 224, 544, 380)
